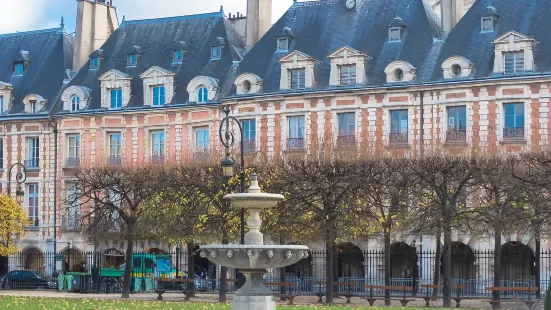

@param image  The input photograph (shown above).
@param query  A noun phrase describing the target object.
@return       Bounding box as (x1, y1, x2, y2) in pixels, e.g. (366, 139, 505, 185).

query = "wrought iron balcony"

(389, 133, 409, 146)
(287, 138, 305, 150)
(446, 129, 467, 144)
(62, 216, 80, 232)
(108, 156, 122, 166)
(503, 127, 525, 140)
(336, 135, 356, 149)
(151, 154, 165, 164)
(24, 159, 40, 169)
(26, 217, 39, 230)
(243, 140, 256, 153)
(65, 157, 80, 168)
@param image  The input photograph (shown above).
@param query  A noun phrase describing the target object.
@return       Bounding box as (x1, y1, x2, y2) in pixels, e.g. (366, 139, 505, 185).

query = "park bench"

(363, 285, 414, 307)
(420, 284, 466, 308)
(314, 281, 357, 303)
(154, 278, 194, 301)
(262, 282, 298, 305)
(484, 287, 539, 309)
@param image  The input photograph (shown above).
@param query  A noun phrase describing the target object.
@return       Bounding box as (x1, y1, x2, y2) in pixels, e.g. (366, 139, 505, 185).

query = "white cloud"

(0, 0, 45, 33)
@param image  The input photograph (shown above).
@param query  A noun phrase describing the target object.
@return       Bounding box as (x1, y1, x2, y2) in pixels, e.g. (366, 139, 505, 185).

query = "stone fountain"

(200, 174, 309, 310)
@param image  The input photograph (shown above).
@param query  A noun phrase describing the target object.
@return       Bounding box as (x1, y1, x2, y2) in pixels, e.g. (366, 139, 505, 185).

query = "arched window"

(71, 96, 80, 111)
(197, 87, 208, 103)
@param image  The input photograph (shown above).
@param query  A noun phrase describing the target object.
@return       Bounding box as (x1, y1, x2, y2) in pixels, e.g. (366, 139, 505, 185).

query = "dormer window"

(211, 46, 222, 59)
(128, 54, 137, 66)
(174, 50, 184, 62)
(481, 17, 494, 32)
(279, 50, 316, 90)
(504, 51, 524, 74)
(394, 69, 404, 81)
(30, 101, 38, 113)
(23, 94, 46, 113)
(13, 62, 24, 75)
(389, 27, 402, 41)
(187, 76, 219, 104)
(277, 38, 289, 52)
(198, 87, 208, 103)
(90, 57, 100, 69)
(152, 86, 165, 106)
(110, 89, 123, 109)
(339, 65, 356, 86)
(0, 96, 3, 114)
(384, 61, 416, 83)
(289, 68, 305, 89)
(71, 96, 80, 111)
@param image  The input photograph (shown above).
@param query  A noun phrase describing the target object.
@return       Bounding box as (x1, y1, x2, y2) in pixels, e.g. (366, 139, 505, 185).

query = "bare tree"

(70, 165, 166, 298)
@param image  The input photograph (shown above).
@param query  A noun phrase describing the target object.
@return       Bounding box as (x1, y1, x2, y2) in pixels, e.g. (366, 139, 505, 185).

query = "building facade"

(1, 0, 551, 286)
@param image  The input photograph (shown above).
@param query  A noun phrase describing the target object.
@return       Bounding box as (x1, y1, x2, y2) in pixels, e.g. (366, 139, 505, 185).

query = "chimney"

(73, 0, 119, 72)
(246, 0, 272, 51)
(440, 0, 464, 34)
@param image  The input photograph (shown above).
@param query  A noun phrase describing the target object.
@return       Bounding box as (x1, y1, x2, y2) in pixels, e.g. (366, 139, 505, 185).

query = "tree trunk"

(219, 238, 228, 303)
(442, 213, 452, 308)
(536, 235, 541, 299)
(121, 237, 134, 298)
(325, 241, 334, 304)
(493, 223, 502, 309)
(187, 243, 195, 296)
(384, 228, 391, 305)
(433, 226, 442, 298)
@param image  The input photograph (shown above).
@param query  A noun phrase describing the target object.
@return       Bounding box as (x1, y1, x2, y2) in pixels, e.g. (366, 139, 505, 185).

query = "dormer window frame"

(139, 66, 175, 107)
(384, 61, 417, 83)
(98, 69, 132, 109)
(277, 37, 290, 52)
(279, 51, 317, 90)
(13, 61, 25, 76)
(328, 46, 367, 87)
(22, 94, 46, 113)
(211, 46, 222, 60)
(173, 50, 184, 63)
(30, 100, 38, 114)
(481, 16, 494, 32)
(0, 82, 13, 114)
(186, 76, 219, 104)
(61, 85, 91, 112)
(388, 27, 403, 42)
(127, 54, 137, 67)
(90, 57, 100, 70)
(492, 31, 535, 74)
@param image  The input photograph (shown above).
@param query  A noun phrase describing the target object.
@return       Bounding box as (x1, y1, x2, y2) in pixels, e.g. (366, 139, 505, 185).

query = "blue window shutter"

(153, 87, 158, 105)
(117, 89, 122, 107)
(160, 86, 165, 105)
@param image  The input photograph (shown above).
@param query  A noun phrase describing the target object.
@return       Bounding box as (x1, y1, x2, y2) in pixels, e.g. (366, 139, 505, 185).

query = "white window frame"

(194, 127, 210, 153)
(150, 130, 165, 159)
(339, 64, 357, 86)
(27, 137, 39, 168)
(27, 183, 39, 228)
(289, 68, 306, 89)
(503, 51, 524, 74)
(389, 27, 402, 41)
(108, 133, 122, 159)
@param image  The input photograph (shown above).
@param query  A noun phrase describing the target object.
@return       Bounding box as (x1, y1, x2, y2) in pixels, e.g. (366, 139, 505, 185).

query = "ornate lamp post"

(219, 105, 246, 244)
(7, 163, 27, 200)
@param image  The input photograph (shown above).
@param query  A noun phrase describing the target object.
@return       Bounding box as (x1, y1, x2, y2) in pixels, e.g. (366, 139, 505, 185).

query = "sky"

(0, 0, 295, 34)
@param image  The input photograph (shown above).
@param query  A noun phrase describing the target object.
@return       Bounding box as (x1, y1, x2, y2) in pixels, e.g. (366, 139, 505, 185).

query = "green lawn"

(0, 296, 454, 310)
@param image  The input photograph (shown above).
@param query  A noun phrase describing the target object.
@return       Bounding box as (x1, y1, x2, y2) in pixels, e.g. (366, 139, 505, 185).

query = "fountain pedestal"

(199, 174, 309, 309)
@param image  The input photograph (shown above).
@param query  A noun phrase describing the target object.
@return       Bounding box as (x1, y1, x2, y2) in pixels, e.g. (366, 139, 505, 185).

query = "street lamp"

(218, 105, 246, 244)
(7, 163, 27, 197)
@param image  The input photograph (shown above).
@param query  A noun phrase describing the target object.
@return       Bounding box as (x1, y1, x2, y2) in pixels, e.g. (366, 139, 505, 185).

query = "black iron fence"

(1, 247, 550, 298)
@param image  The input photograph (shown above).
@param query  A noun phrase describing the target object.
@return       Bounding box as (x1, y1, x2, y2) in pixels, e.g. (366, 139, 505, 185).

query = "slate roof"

(59, 10, 245, 113)
(0, 28, 74, 116)
(230, 0, 443, 97)
(431, 0, 551, 81)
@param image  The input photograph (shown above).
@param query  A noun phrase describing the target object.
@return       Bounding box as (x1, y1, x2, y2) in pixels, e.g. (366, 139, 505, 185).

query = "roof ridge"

(0, 27, 63, 38)
(292, 0, 339, 8)
(120, 11, 224, 27)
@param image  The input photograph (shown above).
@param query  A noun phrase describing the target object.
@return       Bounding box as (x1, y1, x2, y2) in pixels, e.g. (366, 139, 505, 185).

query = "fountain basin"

(199, 244, 309, 269)
(224, 193, 284, 210)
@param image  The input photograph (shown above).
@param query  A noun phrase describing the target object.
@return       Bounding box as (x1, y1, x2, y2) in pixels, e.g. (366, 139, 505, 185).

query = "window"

(277, 38, 289, 51)
(128, 54, 137, 66)
(67, 135, 80, 167)
(30, 101, 38, 113)
(0, 96, 4, 114)
(14, 62, 24, 75)
(394, 69, 404, 81)
(174, 50, 183, 62)
(288, 116, 305, 149)
(504, 51, 524, 74)
(290, 69, 305, 89)
(390, 110, 408, 145)
(151, 131, 165, 160)
(109, 133, 122, 158)
(110, 89, 123, 109)
(481, 17, 493, 31)
(26, 137, 39, 168)
(446, 106, 467, 143)
(195, 127, 209, 152)
(451, 64, 462, 77)
(389, 28, 401, 41)
(338, 113, 356, 147)
(197, 87, 208, 103)
(339, 65, 357, 86)
(242, 119, 256, 153)
(0, 139, 3, 169)
(211, 46, 222, 59)
(71, 96, 80, 112)
(152, 86, 165, 106)
(65, 184, 79, 230)
(90, 57, 99, 69)
(27, 183, 39, 228)
(504, 103, 525, 139)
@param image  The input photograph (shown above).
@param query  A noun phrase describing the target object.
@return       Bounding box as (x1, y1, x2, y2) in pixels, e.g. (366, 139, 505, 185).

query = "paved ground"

(0, 290, 542, 309)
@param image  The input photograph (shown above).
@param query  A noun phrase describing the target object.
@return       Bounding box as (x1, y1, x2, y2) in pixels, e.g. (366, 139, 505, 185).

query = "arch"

(501, 241, 535, 285)
(186, 76, 219, 103)
(61, 247, 84, 273)
(390, 242, 417, 281)
(442, 56, 474, 79)
(102, 248, 124, 269)
(335, 242, 363, 278)
(234, 73, 262, 95)
(22, 93, 46, 105)
(21, 247, 44, 273)
(384, 61, 417, 83)
(61, 86, 91, 103)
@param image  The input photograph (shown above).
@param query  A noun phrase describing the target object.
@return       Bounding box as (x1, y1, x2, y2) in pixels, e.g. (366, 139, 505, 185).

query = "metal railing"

(243, 140, 256, 153)
(446, 129, 467, 144)
(336, 135, 356, 148)
(65, 157, 80, 168)
(24, 159, 40, 169)
(151, 155, 165, 164)
(62, 216, 80, 232)
(503, 127, 525, 140)
(389, 133, 408, 145)
(287, 138, 305, 150)
(107, 156, 122, 166)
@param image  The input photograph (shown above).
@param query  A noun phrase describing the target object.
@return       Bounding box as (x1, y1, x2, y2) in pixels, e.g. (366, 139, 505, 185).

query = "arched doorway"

(22, 248, 44, 275)
(336, 242, 363, 279)
(390, 242, 417, 285)
(62, 247, 84, 273)
(501, 242, 535, 286)
(102, 248, 125, 269)
(449, 242, 475, 280)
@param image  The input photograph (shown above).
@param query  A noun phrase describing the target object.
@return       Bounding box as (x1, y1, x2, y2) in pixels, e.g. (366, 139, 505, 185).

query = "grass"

(0, 296, 455, 310)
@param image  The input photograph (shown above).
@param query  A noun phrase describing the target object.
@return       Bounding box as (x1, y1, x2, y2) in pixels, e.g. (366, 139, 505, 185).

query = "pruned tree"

(71, 165, 166, 298)
(0, 194, 28, 256)
(411, 155, 477, 308)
